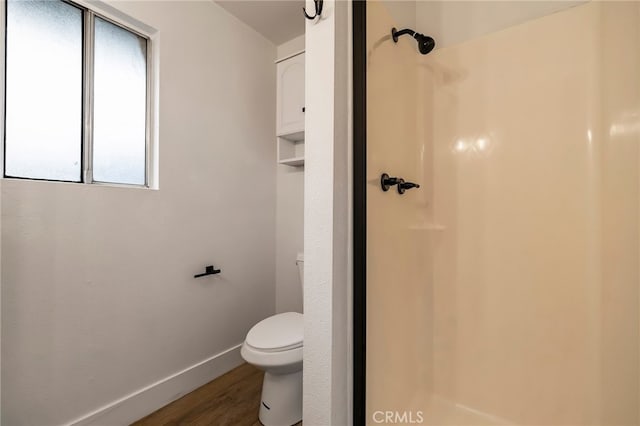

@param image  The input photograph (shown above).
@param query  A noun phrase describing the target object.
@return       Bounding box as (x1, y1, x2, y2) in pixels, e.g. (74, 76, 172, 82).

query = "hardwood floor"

(132, 363, 300, 426)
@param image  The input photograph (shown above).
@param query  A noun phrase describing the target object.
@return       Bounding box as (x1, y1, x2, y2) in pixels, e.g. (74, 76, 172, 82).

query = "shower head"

(391, 27, 436, 55)
(415, 33, 436, 55)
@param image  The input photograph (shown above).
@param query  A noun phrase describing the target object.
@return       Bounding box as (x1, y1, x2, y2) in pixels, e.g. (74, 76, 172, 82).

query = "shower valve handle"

(381, 173, 421, 194)
(397, 180, 420, 194)
(380, 173, 400, 191)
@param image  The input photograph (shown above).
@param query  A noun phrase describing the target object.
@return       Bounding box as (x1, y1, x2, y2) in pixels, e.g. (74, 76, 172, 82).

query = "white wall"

(1, 1, 277, 425)
(275, 34, 305, 314)
(275, 152, 304, 315)
(303, 0, 351, 424)
(277, 34, 304, 59)
(416, 0, 585, 49)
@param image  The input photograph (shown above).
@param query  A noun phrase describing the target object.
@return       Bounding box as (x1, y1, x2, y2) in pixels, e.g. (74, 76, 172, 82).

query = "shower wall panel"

(366, 0, 433, 420)
(425, 2, 639, 423)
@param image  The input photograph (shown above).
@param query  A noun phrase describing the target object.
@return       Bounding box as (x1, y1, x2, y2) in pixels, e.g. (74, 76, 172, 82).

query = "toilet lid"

(246, 312, 303, 351)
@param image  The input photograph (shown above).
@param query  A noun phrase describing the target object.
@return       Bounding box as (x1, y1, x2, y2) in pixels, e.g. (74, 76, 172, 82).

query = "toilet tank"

(296, 253, 304, 291)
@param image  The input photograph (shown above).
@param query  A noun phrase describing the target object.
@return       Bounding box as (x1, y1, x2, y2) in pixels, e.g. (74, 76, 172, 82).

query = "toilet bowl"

(241, 253, 304, 426)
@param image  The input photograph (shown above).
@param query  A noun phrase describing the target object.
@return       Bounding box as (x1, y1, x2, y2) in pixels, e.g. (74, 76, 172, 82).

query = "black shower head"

(414, 33, 435, 55)
(391, 27, 436, 55)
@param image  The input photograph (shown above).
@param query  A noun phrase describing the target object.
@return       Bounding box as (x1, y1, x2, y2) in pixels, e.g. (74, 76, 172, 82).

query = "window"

(5, 0, 150, 186)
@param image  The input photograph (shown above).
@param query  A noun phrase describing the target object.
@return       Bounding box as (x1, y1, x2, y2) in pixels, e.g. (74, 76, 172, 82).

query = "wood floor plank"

(132, 363, 262, 426)
(132, 363, 302, 426)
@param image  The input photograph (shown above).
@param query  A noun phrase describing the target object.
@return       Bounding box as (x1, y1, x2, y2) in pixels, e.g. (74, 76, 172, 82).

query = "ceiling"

(216, 0, 305, 45)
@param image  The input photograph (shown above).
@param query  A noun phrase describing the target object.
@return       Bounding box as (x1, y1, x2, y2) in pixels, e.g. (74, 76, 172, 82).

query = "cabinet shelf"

(277, 130, 305, 141)
(279, 156, 305, 167)
(278, 136, 304, 167)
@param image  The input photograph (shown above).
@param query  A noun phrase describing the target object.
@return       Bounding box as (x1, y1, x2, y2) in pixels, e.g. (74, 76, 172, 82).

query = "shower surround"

(366, 1, 639, 424)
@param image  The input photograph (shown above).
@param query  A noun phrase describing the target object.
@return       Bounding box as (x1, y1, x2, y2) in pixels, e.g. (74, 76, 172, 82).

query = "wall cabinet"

(277, 53, 305, 136)
(276, 53, 305, 167)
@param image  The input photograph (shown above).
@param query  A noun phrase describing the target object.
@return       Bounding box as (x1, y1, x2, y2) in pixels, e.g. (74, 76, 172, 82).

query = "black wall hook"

(304, 0, 323, 20)
(194, 265, 221, 278)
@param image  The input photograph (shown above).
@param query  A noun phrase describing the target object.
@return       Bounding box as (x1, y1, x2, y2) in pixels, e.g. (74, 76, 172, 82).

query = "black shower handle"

(398, 180, 420, 194)
(380, 173, 400, 191)
(381, 173, 421, 194)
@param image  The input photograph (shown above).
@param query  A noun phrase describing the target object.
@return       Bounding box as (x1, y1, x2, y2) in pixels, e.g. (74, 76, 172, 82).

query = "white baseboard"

(65, 343, 245, 426)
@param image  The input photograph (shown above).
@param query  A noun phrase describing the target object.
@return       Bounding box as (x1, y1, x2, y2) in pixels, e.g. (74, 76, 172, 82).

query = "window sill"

(2, 177, 158, 191)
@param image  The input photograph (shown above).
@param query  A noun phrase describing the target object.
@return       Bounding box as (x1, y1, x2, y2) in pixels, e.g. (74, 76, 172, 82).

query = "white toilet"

(241, 253, 304, 426)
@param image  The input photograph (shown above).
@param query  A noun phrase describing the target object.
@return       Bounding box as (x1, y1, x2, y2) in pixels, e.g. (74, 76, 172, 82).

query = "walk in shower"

(354, 1, 639, 424)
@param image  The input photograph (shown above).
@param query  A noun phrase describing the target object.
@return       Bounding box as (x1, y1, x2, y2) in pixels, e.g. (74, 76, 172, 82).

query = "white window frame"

(1, 0, 159, 189)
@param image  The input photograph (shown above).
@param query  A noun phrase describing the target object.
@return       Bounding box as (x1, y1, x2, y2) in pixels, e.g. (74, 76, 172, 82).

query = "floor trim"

(65, 343, 245, 426)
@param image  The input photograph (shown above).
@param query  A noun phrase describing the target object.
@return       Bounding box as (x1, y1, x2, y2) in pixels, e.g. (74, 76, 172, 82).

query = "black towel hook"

(303, 0, 323, 20)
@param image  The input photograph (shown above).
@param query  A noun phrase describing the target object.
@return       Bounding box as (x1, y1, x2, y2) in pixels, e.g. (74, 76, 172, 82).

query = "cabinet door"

(277, 53, 305, 136)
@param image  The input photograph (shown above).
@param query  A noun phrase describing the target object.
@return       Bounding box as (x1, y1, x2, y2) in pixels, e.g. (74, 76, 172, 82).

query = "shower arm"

(391, 27, 436, 55)
(391, 28, 417, 42)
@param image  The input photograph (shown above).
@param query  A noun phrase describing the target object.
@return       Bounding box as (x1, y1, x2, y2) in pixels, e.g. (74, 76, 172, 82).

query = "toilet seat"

(242, 312, 303, 373)
(246, 312, 303, 352)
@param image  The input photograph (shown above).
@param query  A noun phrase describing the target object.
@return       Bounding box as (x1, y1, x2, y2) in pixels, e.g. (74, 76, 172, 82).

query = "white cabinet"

(276, 53, 305, 139)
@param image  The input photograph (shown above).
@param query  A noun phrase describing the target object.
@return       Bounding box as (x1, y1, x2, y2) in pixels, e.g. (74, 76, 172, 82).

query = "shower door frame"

(352, 1, 367, 425)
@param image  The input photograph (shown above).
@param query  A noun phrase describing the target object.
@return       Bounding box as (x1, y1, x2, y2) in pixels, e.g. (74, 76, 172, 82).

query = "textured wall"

(1, 1, 277, 424)
(303, 0, 350, 424)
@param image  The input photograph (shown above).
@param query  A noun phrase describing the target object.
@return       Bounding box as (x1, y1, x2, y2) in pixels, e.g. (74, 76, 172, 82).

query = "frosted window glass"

(5, 0, 83, 181)
(93, 17, 147, 185)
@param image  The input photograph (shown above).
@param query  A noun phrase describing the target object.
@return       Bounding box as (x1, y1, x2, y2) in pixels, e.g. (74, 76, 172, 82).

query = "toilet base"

(258, 370, 302, 426)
